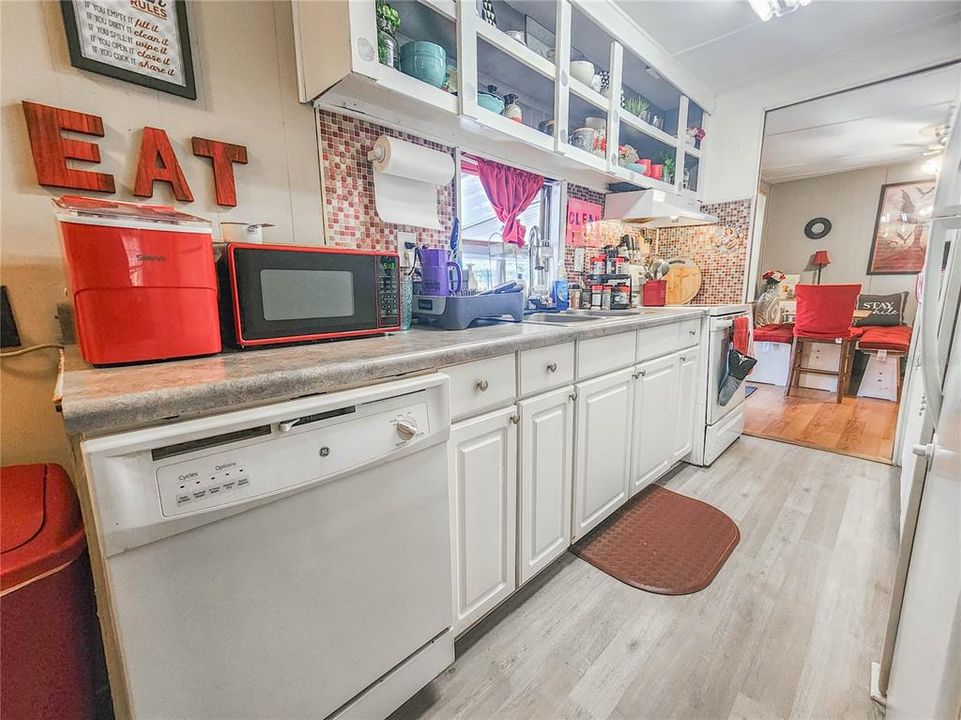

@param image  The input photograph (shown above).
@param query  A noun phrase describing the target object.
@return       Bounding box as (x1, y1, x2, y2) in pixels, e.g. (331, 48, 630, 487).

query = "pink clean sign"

(566, 198, 603, 247)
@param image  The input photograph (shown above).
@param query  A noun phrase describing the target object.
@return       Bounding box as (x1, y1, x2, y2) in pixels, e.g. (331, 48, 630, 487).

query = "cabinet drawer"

(678, 319, 701, 347)
(635, 323, 680, 363)
(518, 342, 575, 396)
(577, 331, 635, 380)
(446, 354, 517, 421)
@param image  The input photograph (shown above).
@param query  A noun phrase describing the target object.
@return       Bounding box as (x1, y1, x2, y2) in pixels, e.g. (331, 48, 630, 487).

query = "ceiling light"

(748, 0, 812, 21)
(922, 158, 942, 176)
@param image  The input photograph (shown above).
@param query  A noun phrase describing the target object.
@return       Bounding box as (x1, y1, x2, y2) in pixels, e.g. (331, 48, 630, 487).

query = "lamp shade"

(812, 250, 830, 267)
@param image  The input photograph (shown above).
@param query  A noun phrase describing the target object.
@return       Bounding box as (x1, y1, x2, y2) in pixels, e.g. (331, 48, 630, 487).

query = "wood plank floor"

(743, 383, 900, 464)
(392, 436, 899, 720)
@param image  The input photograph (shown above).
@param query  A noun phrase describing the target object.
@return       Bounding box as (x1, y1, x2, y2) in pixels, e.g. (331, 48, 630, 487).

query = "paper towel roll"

(369, 135, 455, 229)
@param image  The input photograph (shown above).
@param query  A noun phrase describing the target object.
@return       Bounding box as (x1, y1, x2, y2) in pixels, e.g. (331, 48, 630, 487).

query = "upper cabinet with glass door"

(292, 0, 714, 198)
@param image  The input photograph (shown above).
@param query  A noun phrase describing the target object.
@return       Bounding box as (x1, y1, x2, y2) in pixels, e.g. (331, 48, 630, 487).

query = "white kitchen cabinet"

(517, 386, 575, 585)
(572, 368, 634, 541)
(448, 406, 518, 635)
(630, 353, 676, 496)
(630, 346, 701, 495)
(293, 0, 713, 196)
(672, 347, 700, 462)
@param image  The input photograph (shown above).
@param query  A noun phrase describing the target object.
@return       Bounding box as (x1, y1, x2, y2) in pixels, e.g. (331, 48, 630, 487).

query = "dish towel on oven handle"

(719, 346, 757, 407)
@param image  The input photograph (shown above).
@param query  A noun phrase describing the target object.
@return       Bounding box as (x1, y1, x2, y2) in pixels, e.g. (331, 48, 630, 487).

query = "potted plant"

(623, 96, 650, 119)
(661, 154, 675, 184)
(376, 0, 401, 68)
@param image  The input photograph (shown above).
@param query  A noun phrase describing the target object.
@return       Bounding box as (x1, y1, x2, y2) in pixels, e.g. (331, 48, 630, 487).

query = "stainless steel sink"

(581, 309, 663, 317)
(522, 313, 605, 324)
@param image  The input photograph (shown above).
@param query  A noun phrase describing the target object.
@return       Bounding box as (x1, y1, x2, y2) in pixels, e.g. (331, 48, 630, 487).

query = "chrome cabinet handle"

(476, 379, 489, 392)
(680, 356, 687, 362)
(510, 414, 519, 425)
(546, 362, 557, 373)
(689, 329, 697, 336)
(569, 392, 577, 401)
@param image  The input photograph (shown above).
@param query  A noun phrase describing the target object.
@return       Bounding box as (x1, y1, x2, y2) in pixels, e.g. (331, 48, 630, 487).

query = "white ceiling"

(759, 63, 961, 182)
(615, 0, 961, 95)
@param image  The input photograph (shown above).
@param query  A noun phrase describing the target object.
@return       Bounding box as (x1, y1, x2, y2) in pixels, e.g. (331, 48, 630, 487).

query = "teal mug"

(400, 42, 447, 88)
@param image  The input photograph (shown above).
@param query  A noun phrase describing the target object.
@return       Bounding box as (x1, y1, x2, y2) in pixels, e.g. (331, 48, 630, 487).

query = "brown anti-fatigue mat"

(571, 485, 739, 595)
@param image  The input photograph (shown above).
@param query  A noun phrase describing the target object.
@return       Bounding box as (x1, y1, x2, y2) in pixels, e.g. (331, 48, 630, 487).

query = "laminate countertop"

(58, 308, 704, 436)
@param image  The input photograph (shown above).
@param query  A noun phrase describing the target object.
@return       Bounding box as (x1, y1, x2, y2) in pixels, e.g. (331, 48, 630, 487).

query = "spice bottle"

(591, 283, 604, 309)
(612, 282, 631, 309)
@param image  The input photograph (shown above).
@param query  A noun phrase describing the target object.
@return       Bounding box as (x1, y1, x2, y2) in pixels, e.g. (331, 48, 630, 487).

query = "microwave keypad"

(377, 255, 400, 327)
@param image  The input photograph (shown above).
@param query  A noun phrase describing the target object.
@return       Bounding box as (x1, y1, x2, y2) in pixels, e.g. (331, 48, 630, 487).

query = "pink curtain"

(473, 157, 544, 247)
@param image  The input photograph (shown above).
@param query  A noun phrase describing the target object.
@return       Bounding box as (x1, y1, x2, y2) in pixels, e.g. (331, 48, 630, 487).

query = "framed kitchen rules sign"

(60, 0, 197, 99)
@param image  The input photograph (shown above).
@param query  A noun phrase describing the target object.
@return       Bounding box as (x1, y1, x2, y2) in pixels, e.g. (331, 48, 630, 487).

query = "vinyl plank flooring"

(392, 436, 899, 720)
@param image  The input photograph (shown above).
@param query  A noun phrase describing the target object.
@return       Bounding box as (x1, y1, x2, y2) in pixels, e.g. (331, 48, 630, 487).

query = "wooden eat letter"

(21, 101, 116, 192)
(191, 137, 248, 207)
(134, 127, 194, 202)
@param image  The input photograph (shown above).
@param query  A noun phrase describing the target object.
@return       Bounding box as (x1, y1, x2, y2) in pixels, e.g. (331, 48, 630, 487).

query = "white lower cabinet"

(449, 406, 518, 636)
(517, 386, 575, 586)
(630, 353, 677, 496)
(572, 368, 635, 542)
(631, 347, 701, 496)
(672, 347, 700, 462)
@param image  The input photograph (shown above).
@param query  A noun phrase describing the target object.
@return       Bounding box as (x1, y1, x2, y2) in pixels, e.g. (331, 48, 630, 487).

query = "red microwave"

(220, 243, 401, 347)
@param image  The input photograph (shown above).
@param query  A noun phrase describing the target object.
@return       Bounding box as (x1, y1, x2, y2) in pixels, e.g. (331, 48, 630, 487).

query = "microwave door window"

(260, 269, 355, 321)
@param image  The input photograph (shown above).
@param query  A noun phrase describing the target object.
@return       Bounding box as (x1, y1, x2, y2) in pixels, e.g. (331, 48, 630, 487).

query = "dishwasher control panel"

(155, 399, 430, 517)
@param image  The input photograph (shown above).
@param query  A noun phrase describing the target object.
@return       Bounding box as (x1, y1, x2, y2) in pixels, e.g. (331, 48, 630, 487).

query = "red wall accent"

(21, 101, 115, 193)
(191, 137, 248, 207)
(134, 127, 194, 202)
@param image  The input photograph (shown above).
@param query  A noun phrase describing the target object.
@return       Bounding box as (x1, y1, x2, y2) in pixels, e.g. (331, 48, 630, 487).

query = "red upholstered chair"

(785, 284, 862, 403)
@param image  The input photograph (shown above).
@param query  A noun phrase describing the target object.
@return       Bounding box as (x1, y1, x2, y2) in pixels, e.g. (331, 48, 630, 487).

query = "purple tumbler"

(419, 247, 462, 296)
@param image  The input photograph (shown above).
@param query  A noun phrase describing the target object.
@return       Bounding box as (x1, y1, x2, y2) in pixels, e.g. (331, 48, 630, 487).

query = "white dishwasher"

(82, 374, 453, 720)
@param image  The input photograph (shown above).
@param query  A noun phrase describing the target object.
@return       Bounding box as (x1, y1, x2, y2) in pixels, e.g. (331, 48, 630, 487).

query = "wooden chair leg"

(837, 340, 854, 404)
(785, 337, 800, 396)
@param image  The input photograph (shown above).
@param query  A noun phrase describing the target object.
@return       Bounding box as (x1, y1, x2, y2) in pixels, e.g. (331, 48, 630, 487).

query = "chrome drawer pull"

(476, 379, 489, 392)
(546, 362, 557, 373)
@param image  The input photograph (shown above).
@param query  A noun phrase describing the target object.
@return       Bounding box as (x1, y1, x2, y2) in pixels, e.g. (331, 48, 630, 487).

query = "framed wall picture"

(60, 0, 197, 100)
(866, 179, 936, 275)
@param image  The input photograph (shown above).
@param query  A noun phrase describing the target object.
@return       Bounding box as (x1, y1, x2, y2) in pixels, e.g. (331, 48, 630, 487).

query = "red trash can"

(1, 464, 101, 719)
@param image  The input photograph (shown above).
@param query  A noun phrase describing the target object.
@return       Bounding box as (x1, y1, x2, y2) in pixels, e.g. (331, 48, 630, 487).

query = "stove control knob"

(396, 417, 418, 441)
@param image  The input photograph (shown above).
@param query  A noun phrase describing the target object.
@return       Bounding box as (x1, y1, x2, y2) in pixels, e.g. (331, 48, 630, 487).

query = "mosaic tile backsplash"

(316, 108, 750, 305)
(317, 110, 454, 253)
(562, 188, 752, 305)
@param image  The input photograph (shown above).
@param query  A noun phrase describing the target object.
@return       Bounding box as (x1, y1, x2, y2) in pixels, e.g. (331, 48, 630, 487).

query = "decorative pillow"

(854, 292, 908, 327)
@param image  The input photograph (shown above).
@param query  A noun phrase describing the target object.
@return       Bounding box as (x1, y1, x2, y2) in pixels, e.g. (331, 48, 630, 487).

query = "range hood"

(603, 189, 717, 227)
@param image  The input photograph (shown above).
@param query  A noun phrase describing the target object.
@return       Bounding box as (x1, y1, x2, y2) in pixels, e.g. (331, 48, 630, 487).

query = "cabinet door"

(631, 353, 677, 496)
(449, 406, 517, 636)
(572, 368, 634, 542)
(672, 347, 700, 463)
(518, 386, 575, 586)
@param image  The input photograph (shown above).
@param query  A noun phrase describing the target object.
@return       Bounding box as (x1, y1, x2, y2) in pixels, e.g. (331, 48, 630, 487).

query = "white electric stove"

(658, 303, 754, 465)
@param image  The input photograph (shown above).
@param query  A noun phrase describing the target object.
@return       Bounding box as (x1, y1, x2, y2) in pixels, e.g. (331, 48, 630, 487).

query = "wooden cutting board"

(665, 258, 702, 305)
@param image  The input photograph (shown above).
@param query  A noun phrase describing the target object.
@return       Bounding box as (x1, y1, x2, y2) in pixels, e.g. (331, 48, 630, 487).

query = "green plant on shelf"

(661, 154, 675, 183)
(376, 0, 400, 33)
(623, 96, 650, 119)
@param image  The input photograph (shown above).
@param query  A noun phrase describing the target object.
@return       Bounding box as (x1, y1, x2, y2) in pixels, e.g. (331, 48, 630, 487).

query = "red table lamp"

(812, 250, 830, 284)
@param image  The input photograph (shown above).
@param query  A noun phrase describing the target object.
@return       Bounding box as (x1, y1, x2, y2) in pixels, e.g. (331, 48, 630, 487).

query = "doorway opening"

(743, 62, 961, 464)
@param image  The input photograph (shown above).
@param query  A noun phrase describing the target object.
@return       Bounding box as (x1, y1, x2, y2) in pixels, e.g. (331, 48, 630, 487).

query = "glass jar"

(400, 273, 413, 330)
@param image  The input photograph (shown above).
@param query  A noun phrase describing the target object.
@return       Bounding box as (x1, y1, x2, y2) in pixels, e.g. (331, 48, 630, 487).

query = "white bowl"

(569, 60, 595, 85)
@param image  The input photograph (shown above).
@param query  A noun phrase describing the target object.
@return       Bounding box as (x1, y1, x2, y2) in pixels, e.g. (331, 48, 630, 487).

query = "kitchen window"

(459, 156, 562, 292)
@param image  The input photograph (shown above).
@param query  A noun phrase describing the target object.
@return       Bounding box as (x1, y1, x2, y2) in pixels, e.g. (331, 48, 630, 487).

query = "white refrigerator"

(874, 98, 961, 718)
